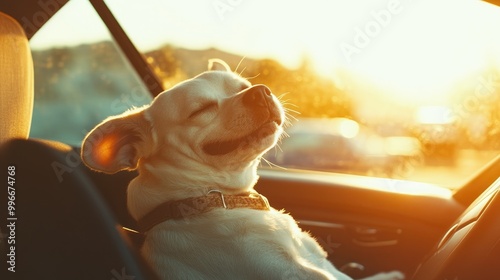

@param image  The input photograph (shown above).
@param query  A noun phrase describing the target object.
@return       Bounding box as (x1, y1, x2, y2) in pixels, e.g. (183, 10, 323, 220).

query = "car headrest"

(0, 11, 34, 145)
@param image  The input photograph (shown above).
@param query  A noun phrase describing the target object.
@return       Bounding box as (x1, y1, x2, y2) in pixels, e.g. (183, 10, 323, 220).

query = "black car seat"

(0, 11, 157, 280)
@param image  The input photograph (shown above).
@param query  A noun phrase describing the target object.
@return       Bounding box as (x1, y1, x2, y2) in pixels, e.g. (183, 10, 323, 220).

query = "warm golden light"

(416, 106, 453, 125)
(95, 135, 116, 166)
(314, 0, 500, 106)
(28, 0, 500, 188)
(338, 119, 359, 139)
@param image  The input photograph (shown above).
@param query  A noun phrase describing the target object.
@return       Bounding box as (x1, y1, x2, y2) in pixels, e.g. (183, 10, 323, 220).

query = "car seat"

(0, 11, 157, 280)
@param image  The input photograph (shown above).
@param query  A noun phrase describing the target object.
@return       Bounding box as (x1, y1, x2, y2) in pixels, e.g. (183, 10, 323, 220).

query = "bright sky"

(31, 0, 500, 106)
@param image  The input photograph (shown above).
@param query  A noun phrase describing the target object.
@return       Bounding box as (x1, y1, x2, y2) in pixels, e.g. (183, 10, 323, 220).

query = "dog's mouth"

(203, 116, 282, 156)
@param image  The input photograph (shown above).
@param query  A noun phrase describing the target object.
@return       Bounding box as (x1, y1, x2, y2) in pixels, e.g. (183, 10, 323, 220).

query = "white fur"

(82, 59, 404, 280)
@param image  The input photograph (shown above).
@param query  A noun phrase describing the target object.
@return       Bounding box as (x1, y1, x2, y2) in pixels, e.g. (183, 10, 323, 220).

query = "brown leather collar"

(137, 190, 271, 233)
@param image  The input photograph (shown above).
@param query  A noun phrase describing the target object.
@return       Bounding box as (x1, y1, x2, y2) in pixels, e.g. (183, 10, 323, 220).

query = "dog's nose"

(242, 85, 272, 108)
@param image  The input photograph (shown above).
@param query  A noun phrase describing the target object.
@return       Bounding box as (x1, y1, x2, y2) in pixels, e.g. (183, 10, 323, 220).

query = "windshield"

(30, 0, 500, 189)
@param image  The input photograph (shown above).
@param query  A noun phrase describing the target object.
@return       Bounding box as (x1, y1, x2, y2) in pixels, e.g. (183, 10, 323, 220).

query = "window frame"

(89, 0, 164, 97)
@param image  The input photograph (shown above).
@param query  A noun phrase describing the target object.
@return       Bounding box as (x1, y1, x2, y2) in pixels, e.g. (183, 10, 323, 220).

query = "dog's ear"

(208, 58, 231, 72)
(81, 107, 153, 174)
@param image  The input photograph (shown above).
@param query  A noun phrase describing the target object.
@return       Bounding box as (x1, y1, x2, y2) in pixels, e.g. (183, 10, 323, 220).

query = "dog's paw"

(359, 271, 405, 280)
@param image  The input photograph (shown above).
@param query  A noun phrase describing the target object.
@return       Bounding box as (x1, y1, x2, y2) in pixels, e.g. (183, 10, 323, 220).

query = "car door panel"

(255, 169, 465, 276)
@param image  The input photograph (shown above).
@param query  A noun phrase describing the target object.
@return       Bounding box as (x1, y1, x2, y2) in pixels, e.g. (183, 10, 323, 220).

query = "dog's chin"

(203, 120, 280, 157)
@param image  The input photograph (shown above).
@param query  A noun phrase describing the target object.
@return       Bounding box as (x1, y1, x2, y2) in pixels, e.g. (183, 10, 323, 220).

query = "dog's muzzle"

(202, 84, 283, 156)
(242, 85, 282, 126)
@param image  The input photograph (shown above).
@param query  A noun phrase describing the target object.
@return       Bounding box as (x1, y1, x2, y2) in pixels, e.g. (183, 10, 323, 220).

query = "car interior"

(1, 1, 500, 279)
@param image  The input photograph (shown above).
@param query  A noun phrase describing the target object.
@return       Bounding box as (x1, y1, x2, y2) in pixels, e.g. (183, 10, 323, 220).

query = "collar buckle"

(207, 189, 227, 209)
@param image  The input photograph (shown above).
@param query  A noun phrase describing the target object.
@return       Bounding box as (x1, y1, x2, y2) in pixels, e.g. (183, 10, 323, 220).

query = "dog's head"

(81, 59, 284, 194)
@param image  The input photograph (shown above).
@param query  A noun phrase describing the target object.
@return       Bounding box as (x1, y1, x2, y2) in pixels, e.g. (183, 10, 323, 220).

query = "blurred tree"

(145, 45, 353, 119)
(248, 57, 352, 119)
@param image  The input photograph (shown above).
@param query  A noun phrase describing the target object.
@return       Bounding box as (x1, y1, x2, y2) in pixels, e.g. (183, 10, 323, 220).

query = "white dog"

(81, 59, 404, 280)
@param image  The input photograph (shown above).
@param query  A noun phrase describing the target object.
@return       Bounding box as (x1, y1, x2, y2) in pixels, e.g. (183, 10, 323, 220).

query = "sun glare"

(305, 0, 500, 106)
(338, 119, 359, 139)
(34, 0, 500, 109)
(364, 2, 487, 102)
(416, 106, 454, 125)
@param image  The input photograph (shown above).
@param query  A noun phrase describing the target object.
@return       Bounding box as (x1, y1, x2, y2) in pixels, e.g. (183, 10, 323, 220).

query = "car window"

(104, 0, 500, 189)
(29, 0, 152, 146)
(32, 0, 500, 189)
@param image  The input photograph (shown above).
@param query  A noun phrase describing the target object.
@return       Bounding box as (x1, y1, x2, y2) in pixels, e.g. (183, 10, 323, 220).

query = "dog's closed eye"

(189, 102, 218, 118)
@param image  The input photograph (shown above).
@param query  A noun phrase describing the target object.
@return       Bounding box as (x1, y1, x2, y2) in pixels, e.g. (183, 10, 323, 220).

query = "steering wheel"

(411, 177, 500, 279)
